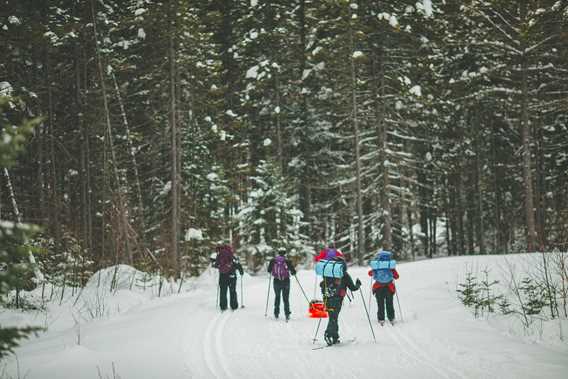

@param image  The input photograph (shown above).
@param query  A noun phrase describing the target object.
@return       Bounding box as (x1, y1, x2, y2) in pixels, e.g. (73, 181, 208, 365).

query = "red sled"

(309, 300, 328, 318)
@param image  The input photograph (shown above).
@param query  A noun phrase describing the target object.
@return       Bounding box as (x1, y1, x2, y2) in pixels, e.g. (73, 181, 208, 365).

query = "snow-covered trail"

(6, 256, 568, 379)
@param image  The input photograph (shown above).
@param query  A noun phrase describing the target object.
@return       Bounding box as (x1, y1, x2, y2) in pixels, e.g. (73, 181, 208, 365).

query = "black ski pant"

(375, 286, 395, 321)
(324, 296, 343, 341)
(219, 273, 238, 310)
(273, 278, 291, 317)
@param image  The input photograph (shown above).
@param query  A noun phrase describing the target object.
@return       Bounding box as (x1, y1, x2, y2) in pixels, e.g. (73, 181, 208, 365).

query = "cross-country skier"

(213, 245, 244, 311)
(267, 248, 296, 320)
(320, 254, 361, 345)
(368, 250, 399, 325)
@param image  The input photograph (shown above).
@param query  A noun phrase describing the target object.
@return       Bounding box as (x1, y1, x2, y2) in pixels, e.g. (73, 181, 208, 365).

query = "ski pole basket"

(309, 299, 328, 318)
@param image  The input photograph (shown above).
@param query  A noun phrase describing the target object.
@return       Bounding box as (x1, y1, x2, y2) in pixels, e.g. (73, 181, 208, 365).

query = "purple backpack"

(217, 246, 234, 274)
(272, 255, 290, 280)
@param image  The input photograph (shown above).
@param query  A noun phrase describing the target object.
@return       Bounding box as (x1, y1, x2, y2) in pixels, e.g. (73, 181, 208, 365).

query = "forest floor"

(2, 254, 568, 379)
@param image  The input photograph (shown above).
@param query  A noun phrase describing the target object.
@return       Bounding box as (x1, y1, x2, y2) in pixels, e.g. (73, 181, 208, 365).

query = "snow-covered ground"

(2, 255, 567, 379)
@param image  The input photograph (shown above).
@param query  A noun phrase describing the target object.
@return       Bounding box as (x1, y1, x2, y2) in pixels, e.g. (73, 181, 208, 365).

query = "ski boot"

(324, 332, 334, 346)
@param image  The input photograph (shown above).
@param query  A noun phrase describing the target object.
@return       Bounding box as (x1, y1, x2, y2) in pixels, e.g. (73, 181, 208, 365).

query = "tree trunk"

(169, 2, 180, 277)
(520, 4, 537, 252)
(350, 21, 364, 264)
(90, 0, 132, 265)
(371, 33, 392, 252)
(46, 47, 62, 253)
(275, 72, 283, 172)
(298, 0, 311, 236)
(111, 70, 145, 231)
(474, 110, 485, 254)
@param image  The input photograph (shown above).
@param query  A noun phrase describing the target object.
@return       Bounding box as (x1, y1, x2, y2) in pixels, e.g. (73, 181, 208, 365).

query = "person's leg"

(376, 287, 387, 322)
(283, 281, 291, 318)
(273, 280, 282, 317)
(229, 275, 239, 309)
(386, 290, 395, 321)
(219, 275, 228, 311)
(324, 297, 341, 344)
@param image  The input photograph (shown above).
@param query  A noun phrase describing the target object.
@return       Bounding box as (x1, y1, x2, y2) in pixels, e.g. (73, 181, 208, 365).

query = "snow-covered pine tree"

(236, 159, 310, 270)
(0, 95, 42, 357)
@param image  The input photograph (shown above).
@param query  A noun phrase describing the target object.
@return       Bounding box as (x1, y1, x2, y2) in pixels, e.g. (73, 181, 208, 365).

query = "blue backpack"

(272, 255, 290, 280)
(371, 250, 395, 284)
(315, 259, 345, 278)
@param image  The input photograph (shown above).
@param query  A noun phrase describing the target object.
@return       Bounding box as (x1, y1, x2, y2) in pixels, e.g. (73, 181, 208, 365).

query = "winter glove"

(355, 278, 362, 289)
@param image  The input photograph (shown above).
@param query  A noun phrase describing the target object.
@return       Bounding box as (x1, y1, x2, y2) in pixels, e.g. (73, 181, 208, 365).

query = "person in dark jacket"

(267, 248, 297, 320)
(213, 245, 244, 311)
(320, 256, 361, 345)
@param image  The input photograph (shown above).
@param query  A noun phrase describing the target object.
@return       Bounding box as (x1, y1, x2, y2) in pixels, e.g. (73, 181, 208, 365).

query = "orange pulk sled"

(309, 299, 328, 318)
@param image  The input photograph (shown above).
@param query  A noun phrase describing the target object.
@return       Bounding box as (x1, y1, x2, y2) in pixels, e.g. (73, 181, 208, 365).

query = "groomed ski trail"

(8, 256, 568, 379)
(201, 311, 234, 379)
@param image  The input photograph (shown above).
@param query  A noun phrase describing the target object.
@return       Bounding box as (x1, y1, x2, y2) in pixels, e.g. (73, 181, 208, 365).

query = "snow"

(389, 15, 399, 28)
(409, 85, 422, 97)
(0, 81, 13, 96)
(246, 65, 259, 79)
(137, 28, 146, 39)
(225, 109, 238, 118)
(8, 15, 21, 25)
(185, 228, 203, 241)
(423, 0, 433, 17)
(352, 51, 365, 59)
(2, 255, 567, 379)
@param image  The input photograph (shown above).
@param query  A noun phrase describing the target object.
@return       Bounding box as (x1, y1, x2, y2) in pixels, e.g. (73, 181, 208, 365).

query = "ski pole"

(359, 287, 377, 343)
(313, 274, 317, 299)
(368, 278, 373, 311)
(294, 275, 310, 304)
(312, 318, 322, 344)
(240, 273, 245, 308)
(395, 290, 403, 322)
(216, 280, 220, 310)
(264, 275, 272, 317)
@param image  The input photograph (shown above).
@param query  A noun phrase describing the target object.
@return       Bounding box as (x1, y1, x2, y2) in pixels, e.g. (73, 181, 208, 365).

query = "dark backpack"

(321, 276, 342, 298)
(272, 255, 290, 280)
(217, 246, 234, 274)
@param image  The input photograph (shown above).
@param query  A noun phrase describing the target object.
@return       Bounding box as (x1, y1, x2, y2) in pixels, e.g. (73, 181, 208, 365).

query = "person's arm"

(286, 260, 296, 276)
(213, 254, 219, 269)
(267, 259, 274, 274)
(233, 257, 244, 275)
(392, 269, 399, 280)
(345, 273, 361, 291)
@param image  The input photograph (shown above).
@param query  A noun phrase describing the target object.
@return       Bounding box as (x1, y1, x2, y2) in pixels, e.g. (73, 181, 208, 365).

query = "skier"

(368, 249, 399, 325)
(267, 248, 296, 321)
(319, 254, 361, 345)
(213, 244, 244, 311)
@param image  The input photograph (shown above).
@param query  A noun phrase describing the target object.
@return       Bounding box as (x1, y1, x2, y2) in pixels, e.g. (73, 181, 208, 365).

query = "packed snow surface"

(2, 255, 567, 378)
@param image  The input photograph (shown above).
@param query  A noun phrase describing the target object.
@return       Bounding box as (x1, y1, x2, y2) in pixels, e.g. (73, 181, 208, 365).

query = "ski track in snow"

(215, 311, 234, 378)
(202, 311, 234, 379)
